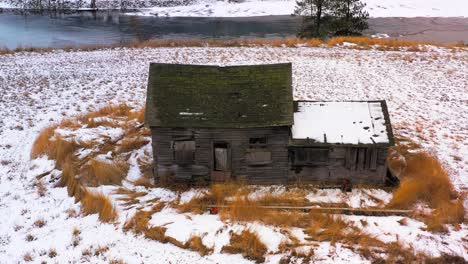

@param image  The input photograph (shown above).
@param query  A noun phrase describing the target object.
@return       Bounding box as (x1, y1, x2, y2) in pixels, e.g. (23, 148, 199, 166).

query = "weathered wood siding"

(151, 127, 290, 184)
(288, 147, 388, 185)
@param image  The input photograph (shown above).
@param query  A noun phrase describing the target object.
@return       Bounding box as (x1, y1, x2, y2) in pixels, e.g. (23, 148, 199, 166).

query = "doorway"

(212, 142, 231, 181)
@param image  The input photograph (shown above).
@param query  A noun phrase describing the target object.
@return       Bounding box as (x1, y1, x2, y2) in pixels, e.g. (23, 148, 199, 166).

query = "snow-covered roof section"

(291, 101, 393, 145)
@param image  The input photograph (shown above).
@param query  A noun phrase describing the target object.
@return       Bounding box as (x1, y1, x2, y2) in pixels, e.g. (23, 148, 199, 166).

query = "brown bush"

(222, 229, 267, 263)
(81, 192, 117, 222)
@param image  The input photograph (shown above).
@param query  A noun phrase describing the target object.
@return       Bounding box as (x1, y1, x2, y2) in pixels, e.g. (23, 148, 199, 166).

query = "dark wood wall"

(151, 127, 388, 185)
(151, 127, 290, 184)
(288, 147, 388, 185)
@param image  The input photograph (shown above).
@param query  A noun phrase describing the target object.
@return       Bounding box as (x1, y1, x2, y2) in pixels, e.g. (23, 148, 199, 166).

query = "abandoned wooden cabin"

(145, 63, 395, 185)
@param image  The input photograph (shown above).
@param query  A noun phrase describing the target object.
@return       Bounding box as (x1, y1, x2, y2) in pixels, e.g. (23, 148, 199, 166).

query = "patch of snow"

(292, 101, 389, 144)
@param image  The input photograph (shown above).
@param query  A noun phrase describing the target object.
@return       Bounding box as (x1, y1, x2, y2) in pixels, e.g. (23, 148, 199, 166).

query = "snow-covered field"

(130, 0, 468, 18)
(1, 0, 467, 17)
(0, 46, 467, 263)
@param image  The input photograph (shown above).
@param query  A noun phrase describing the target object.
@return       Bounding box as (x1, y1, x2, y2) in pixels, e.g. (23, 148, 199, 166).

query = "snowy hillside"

(130, 0, 468, 17)
(1, 0, 467, 17)
(0, 45, 466, 263)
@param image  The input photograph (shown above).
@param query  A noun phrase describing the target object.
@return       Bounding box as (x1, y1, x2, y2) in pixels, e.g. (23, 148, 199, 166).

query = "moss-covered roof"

(145, 63, 293, 128)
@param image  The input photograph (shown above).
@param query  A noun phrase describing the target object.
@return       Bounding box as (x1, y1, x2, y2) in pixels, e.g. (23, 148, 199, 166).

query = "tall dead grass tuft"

(177, 181, 248, 213)
(31, 125, 58, 158)
(220, 194, 264, 222)
(387, 136, 465, 232)
(117, 136, 150, 154)
(255, 191, 309, 206)
(424, 199, 465, 233)
(387, 151, 454, 209)
(123, 202, 165, 234)
(81, 192, 117, 222)
(52, 134, 79, 169)
(81, 159, 128, 186)
(128, 107, 145, 124)
(222, 229, 267, 263)
(185, 235, 212, 256)
(305, 213, 349, 244)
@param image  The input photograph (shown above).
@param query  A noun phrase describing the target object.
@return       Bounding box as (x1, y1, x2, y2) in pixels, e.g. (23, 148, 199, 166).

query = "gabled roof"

(145, 63, 293, 128)
(290, 101, 394, 147)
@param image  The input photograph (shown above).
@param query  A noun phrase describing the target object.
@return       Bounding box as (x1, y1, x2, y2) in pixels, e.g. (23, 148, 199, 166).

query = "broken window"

(292, 148, 329, 166)
(173, 140, 195, 165)
(249, 137, 267, 148)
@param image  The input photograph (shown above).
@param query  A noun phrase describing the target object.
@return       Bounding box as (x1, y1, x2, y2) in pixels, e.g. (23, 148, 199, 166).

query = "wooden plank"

(205, 205, 412, 216)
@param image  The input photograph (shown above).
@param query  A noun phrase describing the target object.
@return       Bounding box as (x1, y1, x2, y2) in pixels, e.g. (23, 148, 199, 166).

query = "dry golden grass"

(254, 191, 309, 206)
(424, 199, 465, 233)
(177, 181, 247, 213)
(81, 192, 117, 223)
(185, 235, 212, 256)
(222, 229, 267, 263)
(84, 118, 120, 128)
(220, 194, 263, 222)
(387, 136, 465, 232)
(23, 252, 33, 262)
(81, 159, 129, 186)
(128, 107, 146, 124)
(123, 202, 165, 234)
(81, 104, 132, 120)
(33, 218, 46, 228)
(31, 124, 58, 159)
(48, 248, 57, 258)
(36, 180, 46, 197)
(132, 177, 155, 188)
(117, 136, 150, 154)
(3, 37, 464, 57)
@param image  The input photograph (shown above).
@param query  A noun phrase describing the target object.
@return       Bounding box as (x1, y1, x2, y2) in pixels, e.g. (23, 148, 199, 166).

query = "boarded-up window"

(293, 148, 329, 165)
(346, 147, 377, 170)
(246, 150, 272, 166)
(173, 140, 195, 165)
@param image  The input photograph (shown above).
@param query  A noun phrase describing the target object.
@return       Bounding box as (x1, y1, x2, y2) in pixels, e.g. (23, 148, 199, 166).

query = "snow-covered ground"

(130, 0, 468, 18)
(0, 46, 467, 263)
(1, 0, 467, 17)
